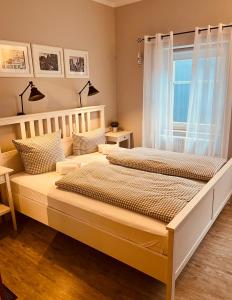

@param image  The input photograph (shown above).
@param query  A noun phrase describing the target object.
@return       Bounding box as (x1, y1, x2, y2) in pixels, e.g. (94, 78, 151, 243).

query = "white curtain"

(184, 24, 232, 158)
(143, 33, 174, 151)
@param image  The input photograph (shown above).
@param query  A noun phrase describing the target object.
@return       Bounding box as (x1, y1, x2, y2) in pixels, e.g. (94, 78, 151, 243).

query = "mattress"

(10, 152, 168, 255)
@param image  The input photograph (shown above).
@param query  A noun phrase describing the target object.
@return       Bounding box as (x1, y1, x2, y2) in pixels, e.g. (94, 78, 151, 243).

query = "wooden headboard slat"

(0, 105, 105, 140)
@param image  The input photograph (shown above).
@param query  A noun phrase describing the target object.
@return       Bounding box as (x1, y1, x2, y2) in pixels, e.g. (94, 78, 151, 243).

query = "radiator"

(173, 136, 185, 152)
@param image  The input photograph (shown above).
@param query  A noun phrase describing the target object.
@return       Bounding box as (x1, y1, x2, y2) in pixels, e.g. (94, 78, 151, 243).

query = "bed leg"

(166, 278, 175, 300)
(166, 229, 175, 300)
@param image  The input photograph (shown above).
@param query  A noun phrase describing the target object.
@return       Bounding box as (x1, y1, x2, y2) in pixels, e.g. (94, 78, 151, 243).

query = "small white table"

(105, 131, 132, 148)
(0, 166, 17, 231)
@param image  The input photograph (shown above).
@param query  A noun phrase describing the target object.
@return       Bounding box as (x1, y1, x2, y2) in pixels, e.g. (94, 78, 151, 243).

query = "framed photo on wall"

(32, 44, 64, 77)
(0, 40, 33, 77)
(64, 49, 89, 78)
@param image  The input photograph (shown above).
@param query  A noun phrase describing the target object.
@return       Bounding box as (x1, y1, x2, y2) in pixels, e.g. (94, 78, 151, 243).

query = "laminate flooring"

(0, 202, 231, 300)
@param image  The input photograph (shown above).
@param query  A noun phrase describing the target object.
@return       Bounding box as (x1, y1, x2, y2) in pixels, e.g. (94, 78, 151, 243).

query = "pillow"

(73, 128, 106, 155)
(13, 131, 65, 175)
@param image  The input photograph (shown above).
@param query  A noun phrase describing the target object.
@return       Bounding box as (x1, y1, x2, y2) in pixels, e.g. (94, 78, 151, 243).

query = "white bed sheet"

(10, 152, 168, 255)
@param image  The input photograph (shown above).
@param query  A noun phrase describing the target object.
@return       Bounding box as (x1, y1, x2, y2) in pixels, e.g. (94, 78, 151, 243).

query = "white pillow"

(73, 128, 106, 156)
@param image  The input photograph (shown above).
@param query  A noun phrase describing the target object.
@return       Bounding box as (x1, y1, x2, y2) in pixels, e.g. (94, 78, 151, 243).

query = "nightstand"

(105, 131, 132, 148)
(0, 166, 17, 231)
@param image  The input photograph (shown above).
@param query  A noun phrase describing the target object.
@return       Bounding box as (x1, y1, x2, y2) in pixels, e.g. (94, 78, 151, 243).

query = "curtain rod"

(137, 24, 232, 43)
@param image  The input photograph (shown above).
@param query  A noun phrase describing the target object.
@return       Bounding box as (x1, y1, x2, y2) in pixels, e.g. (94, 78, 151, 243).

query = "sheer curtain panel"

(184, 24, 232, 158)
(143, 33, 174, 150)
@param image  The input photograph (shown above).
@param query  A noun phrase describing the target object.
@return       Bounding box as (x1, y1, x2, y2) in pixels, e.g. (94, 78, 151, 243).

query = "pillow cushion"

(73, 128, 106, 155)
(13, 131, 65, 175)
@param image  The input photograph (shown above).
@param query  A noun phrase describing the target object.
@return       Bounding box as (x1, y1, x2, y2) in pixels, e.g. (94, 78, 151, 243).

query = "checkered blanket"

(56, 162, 203, 223)
(107, 148, 226, 181)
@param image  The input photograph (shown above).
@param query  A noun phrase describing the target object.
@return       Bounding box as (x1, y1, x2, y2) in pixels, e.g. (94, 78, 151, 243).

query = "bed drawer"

(14, 193, 48, 225)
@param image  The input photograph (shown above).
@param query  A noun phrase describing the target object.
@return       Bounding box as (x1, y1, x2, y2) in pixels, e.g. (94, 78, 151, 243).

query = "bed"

(0, 105, 232, 300)
(10, 152, 169, 256)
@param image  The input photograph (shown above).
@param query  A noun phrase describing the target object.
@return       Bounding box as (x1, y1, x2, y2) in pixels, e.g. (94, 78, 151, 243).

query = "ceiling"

(92, 0, 142, 7)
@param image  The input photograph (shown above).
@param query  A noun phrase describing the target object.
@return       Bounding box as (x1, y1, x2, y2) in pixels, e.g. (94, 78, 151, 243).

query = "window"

(173, 49, 217, 127)
(173, 50, 193, 124)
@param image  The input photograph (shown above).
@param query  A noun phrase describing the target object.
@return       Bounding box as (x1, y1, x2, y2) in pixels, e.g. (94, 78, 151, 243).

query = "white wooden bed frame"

(0, 105, 231, 300)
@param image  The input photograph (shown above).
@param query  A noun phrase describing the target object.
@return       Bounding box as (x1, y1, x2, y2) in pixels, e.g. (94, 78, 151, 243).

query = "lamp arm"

(19, 81, 33, 97)
(78, 80, 90, 108)
(18, 81, 33, 115)
(78, 80, 90, 95)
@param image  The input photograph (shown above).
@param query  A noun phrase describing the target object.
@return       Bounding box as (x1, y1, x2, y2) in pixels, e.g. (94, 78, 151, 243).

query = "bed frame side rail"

(167, 158, 232, 281)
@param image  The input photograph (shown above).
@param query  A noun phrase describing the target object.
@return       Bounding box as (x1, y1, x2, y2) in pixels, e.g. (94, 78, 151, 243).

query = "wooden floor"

(0, 202, 232, 300)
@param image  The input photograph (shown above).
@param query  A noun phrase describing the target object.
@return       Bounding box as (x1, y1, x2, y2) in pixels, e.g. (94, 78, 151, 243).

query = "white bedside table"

(0, 166, 17, 231)
(105, 131, 132, 148)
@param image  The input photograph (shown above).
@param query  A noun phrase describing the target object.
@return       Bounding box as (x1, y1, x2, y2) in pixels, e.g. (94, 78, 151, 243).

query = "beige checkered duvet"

(107, 148, 226, 181)
(56, 162, 204, 223)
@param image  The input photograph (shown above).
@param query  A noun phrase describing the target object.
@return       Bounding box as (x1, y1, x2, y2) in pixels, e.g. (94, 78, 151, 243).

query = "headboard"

(0, 105, 105, 172)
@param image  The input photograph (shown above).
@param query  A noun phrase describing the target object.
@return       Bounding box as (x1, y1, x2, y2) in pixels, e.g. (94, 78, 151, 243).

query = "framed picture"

(64, 49, 89, 78)
(32, 44, 64, 78)
(0, 40, 33, 77)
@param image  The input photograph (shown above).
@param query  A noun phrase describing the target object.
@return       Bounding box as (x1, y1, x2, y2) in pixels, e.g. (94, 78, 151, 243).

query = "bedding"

(107, 147, 226, 181)
(73, 128, 106, 155)
(10, 152, 169, 256)
(12, 131, 65, 175)
(56, 152, 109, 174)
(55, 162, 204, 223)
(98, 144, 119, 155)
(56, 161, 81, 175)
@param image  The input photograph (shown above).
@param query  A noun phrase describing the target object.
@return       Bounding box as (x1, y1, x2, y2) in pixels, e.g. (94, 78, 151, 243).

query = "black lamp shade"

(88, 84, 99, 97)
(29, 87, 45, 102)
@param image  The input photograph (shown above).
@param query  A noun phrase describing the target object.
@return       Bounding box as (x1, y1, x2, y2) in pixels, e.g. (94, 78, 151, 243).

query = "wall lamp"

(78, 81, 99, 108)
(18, 81, 45, 115)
